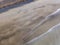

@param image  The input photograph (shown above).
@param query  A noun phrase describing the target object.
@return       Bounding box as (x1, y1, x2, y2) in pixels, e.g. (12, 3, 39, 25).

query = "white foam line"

(26, 23, 60, 44)
(31, 8, 60, 32)
(46, 8, 60, 19)
(25, 8, 60, 44)
(24, 8, 60, 39)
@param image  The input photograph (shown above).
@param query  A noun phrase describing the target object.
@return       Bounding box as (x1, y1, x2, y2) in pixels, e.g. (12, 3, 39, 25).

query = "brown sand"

(0, 0, 60, 45)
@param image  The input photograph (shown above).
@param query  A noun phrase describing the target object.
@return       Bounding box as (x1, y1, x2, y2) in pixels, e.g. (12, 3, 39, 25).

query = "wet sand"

(26, 23, 60, 45)
(0, 0, 60, 45)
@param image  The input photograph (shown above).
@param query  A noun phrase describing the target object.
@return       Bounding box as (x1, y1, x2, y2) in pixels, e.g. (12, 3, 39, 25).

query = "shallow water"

(26, 23, 60, 45)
